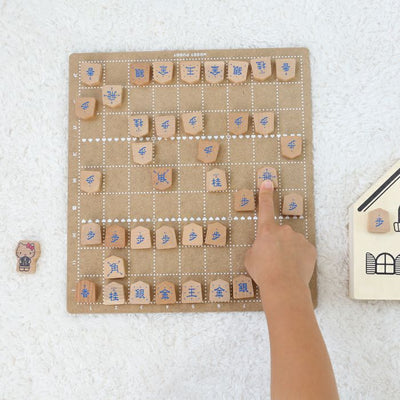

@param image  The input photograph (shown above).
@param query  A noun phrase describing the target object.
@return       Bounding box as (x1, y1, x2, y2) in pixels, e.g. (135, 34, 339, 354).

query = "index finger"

(257, 180, 276, 231)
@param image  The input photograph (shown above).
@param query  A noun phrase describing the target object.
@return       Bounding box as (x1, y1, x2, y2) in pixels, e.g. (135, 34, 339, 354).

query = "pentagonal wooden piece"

(75, 97, 96, 120)
(180, 60, 201, 83)
(229, 112, 249, 135)
(181, 112, 203, 135)
(130, 226, 152, 249)
(81, 63, 102, 86)
(233, 275, 254, 299)
(156, 225, 177, 249)
(80, 170, 102, 193)
(16, 241, 40, 273)
(103, 281, 125, 305)
(104, 255, 125, 279)
(182, 223, 203, 246)
(76, 280, 96, 303)
(367, 208, 390, 233)
(104, 224, 126, 248)
(153, 61, 174, 84)
(129, 115, 150, 137)
(227, 60, 249, 83)
(205, 222, 227, 246)
(129, 281, 151, 304)
(81, 223, 102, 246)
(130, 62, 151, 86)
(132, 142, 153, 165)
(197, 140, 220, 163)
(206, 168, 227, 192)
(102, 85, 123, 108)
(253, 112, 274, 135)
(282, 193, 304, 216)
(234, 189, 255, 212)
(281, 136, 302, 159)
(276, 58, 296, 81)
(155, 115, 175, 138)
(250, 57, 272, 81)
(156, 281, 176, 304)
(209, 279, 230, 302)
(204, 61, 225, 83)
(181, 280, 203, 303)
(152, 167, 173, 190)
(257, 166, 278, 189)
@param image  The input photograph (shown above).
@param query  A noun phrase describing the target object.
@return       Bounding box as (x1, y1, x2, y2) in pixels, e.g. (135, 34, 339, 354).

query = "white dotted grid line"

(127, 62, 132, 300)
(176, 60, 182, 297)
(275, 72, 283, 225)
(101, 62, 107, 304)
(151, 78, 157, 297)
(76, 62, 82, 288)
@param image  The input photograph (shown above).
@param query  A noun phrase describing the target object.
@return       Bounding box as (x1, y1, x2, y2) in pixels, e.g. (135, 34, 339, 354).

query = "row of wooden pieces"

(76, 275, 255, 305)
(80, 57, 296, 87)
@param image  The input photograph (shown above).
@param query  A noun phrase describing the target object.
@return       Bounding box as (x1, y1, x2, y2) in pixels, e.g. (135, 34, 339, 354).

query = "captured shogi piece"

(155, 115, 175, 138)
(180, 60, 201, 83)
(367, 208, 390, 233)
(197, 140, 220, 163)
(257, 166, 278, 189)
(130, 62, 151, 86)
(282, 193, 304, 216)
(103, 281, 125, 305)
(209, 279, 230, 302)
(102, 85, 123, 108)
(76, 280, 96, 303)
(80, 170, 102, 193)
(156, 281, 176, 304)
(75, 97, 96, 120)
(104, 225, 126, 248)
(81, 223, 102, 246)
(234, 189, 255, 212)
(181, 112, 203, 135)
(227, 60, 248, 83)
(131, 226, 152, 249)
(182, 223, 203, 246)
(129, 281, 151, 304)
(181, 280, 203, 303)
(152, 167, 173, 190)
(129, 115, 150, 137)
(281, 136, 302, 159)
(229, 112, 249, 135)
(16, 241, 41, 273)
(153, 61, 173, 84)
(276, 58, 296, 81)
(104, 255, 126, 279)
(81, 63, 102, 86)
(204, 61, 225, 83)
(250, 57, 271, 81)
(132, 142, 152, 165)
(206, 168, 227, 192)
(232, 275, 254, 299)
(205, 222, 227, 246)
(156, 226, 177, 249)
(253, 112, 274, 135)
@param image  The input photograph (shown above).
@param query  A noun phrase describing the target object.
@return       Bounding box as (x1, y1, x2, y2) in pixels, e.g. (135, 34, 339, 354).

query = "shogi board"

(67, 47, 316, 313)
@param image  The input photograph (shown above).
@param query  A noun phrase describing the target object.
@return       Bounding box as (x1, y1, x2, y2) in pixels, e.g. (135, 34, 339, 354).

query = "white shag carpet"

(0, 1, 399, 399)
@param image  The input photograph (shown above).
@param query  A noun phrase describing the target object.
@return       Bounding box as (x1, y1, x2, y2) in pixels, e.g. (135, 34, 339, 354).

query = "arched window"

(375, 253, 395, 274)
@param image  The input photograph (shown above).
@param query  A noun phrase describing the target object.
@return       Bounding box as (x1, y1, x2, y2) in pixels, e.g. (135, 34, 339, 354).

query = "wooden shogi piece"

(253, 112, 274, 135)
(234, 189, 255, 212)
(102, 85, 123, 108)
(129, 115, 150, 137)
(367, 208, 390, 233)
(281, 136, 302, 159)
(257, 166, 278, 189)
(81, 222, 102, 246)
(152, 167, 173, 190)
(81, 63, 102, 86)
(75, 97, 96, 120)
(181, 112, 203, 135)
(130, 226, 152, 249)
(181, 280, 203, 303)
(15, 241, 40, 273)
(276, 58, 296, 81)
(156, 226, 177, 249)
(232, 275, 254, 299)
(182, 223, 203, 246)
(155, 281, 176, 304)
(76, 280, 96, 303)
(206, 168, 227, 192)
(104, 225, 127, 248)
(229, 112, 249, 135)
(204, 61, 225, 83)
(282, 193, 304, 216)
(130, 62, 151, 86)
(197, 140, 220, 163)
(155, 115, 175, 138)
(250, 57, 272, 81)
(180, 60, 201, 83)
(132, 142, 153, 165)
(104, 255, 126, 279)
(205, 222, 227, 246)
(227, 60, 249, 83)
(153, 61, 174, 84)
(129, 281, 151, 304)
(209, 279, 230, 302)
(80, 170, 102, 193)
(103, 281, 125, 305)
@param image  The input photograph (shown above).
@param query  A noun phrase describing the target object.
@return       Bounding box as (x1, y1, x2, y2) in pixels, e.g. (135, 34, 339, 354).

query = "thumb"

(257, 180, 276, 230)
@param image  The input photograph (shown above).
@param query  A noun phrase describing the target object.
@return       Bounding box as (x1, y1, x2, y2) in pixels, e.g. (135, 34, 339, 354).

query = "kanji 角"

(107, 261, 122, 277)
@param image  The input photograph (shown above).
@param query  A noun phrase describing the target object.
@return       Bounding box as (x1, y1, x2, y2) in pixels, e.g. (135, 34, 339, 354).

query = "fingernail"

(261, 180, 273, 190)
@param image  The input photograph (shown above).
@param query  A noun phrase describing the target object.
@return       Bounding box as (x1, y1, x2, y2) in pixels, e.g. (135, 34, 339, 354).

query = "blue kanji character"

(107, 261, 122, 277)
(138, 146, 147, 156)
(204, 146, 213, 154)
(111, 233, 119, 243)
(189, 230, 197, 241)
(189, 116, 197, 126)
(210, 65, 220, 76)
(212, 177, 222, 187)
(154, 169, 170, 186)
(187, 287, 197, 298)
(161, 120, 170, 130)
(375, 217, 384, 227)
(238, 282, 248, 293)
(135, 68, 144, 78)
(104, 88, 120, 104)
(212, 230, 221, 241)
(261, 170, 275, 182)
(86, 67, 94, 79)
(136, 233, 144, 244)
(133, 118, 143, 129)
(256, 61, 266, 71)
(233, 66, 242, 75)
(81, 101, 89, 111)
(85, 175, 95, 184)
(158, 65, 168, 76)
(162, 234, 170, 245)
(87, 230, 95, 240)
(241, 196, 249, 207)
(288, 139, 296, 150)
(282, 62, 290, 74)
(260, 116, 268, 126)
(214, 286, 225, 298)
(289, 201, 298, 211)
(160, 288, 170, 300)
(186, 66, 195, 76)
(109, 288, 119, 302)
(135, 288, 145, 299)
(81, 284, 90, 298)
(234, 116, 243, 126)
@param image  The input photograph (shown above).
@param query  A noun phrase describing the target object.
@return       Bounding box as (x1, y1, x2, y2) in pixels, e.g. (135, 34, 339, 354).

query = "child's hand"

(245, 180, 316, 296)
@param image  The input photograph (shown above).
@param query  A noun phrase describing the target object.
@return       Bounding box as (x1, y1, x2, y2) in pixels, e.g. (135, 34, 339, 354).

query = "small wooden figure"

(129, 115, 150, 137)
(204, 61, 225, 83)
(131, 226, 152, 249)
(80, 170, 102, 193)
(206, 168, 227, 192)
(253, 112, 274, 135)
(276, 58, 296, 81)
(205, 222, 227, 246)
(234, 189, 255, 212)
(180, 61, 201, 84)
(75, 97, 96, 120)
(152, 167, 173, 190)
(181, 112, 203, 135)
(104, 224, 127, 248)
(76, 280, 96, 303)
(229, 112, 249, 135)
(367, 208, 390, 233)
(81, 63, 102, 86)
(156, 225, 177, 249)
(227, 60, 249, 83)
(281, 136, 302, 159)
(209, 279, 230, 302)
(232, 275, 254, 299)
(130, 62, 151, 86)
(129, 281, 151, 304)
(81, 222, 102, 246)
(197, 140, 220, 163)
(16, 241, 40, 273)
(182, 223, 203, 246)
(156, 281, 176, 304)
(250, 57, 272, 81)
(104, 255, 126, 279)
(103, 281, 125, 305)
(153, 61, 174, 84)
(102, 85, 123, 108)
(257, 166, 278, 189)
(155, 115, 176, 138)
(132, 142, 153, 165)
(181, 280, 203, 303)
(282, 193, 304, 216)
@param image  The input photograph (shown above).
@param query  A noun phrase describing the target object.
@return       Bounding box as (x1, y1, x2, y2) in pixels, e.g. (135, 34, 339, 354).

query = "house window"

(375, 253, 395, 274)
